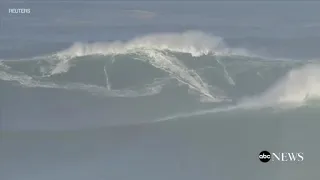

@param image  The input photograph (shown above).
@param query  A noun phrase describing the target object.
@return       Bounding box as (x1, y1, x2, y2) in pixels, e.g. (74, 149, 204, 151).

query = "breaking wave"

(1, 30, 320, 113)
(241, 64, 320, 107)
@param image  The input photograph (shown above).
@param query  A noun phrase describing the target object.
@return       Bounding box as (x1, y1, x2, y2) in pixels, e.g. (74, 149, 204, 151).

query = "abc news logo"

(259, 151, 304, 163)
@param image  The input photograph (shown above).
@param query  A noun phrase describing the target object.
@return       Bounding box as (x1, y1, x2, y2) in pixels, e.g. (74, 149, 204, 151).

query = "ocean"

(1, 1, 320, 180)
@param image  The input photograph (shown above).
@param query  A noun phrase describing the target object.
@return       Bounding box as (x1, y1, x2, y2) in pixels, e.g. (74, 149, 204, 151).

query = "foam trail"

(104, 65, 111, 90)
(50, 56, 73, 75)
(0, 68, 164, 98)
(216, 57, 235, 86)
(111, 55, 116, 64)
(133, 50, 216, 99)
(0, 69, 56, 88)
(139, 49, 218, 100)
(155, 105, 242, 122)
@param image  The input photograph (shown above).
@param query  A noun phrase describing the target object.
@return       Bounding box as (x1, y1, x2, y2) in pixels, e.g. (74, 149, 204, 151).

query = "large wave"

(1, 30, 319, 112)
(47, 31, 253, 101)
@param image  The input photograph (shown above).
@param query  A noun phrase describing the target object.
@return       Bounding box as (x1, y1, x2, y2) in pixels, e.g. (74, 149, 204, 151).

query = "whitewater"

(1, 1, 320, 180)
(1, 31, 320, 123)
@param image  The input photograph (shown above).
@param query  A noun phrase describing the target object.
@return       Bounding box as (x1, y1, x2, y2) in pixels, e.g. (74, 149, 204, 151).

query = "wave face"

(1, 31, 320, 130)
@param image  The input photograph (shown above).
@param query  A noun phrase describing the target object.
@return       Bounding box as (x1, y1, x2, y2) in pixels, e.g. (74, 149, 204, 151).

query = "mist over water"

(1, 1, 320, 180)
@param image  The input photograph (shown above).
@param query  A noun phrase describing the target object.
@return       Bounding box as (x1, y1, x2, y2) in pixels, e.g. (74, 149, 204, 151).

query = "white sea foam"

(55, 30, 249, 58)
(44, 30, 250, 76)
(46, 31, 244, 100)
(0, 68, 164, 98)
(241, 64, 320, 107)
(155, 63, 320, 122)
(2, 31, 317, 104)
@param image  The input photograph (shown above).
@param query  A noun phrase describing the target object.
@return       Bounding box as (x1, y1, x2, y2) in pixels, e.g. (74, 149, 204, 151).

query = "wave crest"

(56, 30, 249, 58)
